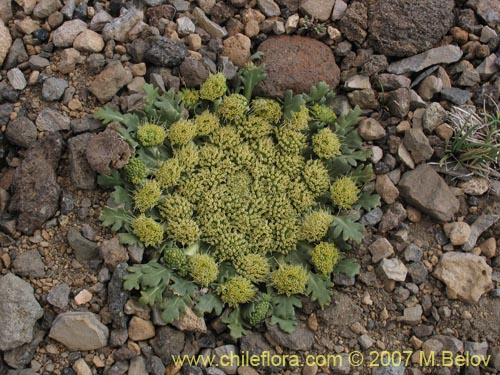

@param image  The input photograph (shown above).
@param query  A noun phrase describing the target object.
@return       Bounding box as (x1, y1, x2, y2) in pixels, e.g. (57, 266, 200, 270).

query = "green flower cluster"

(311, 242, 339, 275)
(271, 264, 308, 296)
(330, 177, 360, 210)
(124, 158, 147, 184)
(137, 123, 167, 146)
(189, 253, 218, 286)
(132, 215, 164, 247)
(218, 276, 256, 308)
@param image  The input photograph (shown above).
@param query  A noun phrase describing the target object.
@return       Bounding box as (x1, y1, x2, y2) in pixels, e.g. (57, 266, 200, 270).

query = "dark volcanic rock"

(150, 326, 185, 365)
(86, 128, 131, 175)
(367, 0, 455, 57)
(256, 35, 340, 98)
(338, 1, 367, 44)
(145, 36, 187, 67)
(9, 133, 63, 235)
(5, 117, 37, 148)
(108, 263, 129, 329)
(68, 133, 96, 190)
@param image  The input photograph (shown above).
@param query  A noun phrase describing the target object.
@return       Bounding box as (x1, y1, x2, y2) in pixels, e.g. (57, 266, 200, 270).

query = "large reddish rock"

(256, 36, 340, 97)
(367, 0, 455, 57)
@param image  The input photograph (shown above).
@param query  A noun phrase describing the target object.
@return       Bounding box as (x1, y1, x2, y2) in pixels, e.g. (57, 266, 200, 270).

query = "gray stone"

(29, 55, 50, 70)
(33, 0, 62, 18)
(180, 57, 209, 88)
(193, 7, 227, 38)
(89, 61, 133, 103)
(5, 117, 37, 148)
(480, 26, 497, 43)
(338, 1, 367, 44)
(7, 68, 26, 90)
(129, 356, 147, 375)
(399, 164, 459, 222)
(146, 356, 166, 375)
(0, 273, 44, 351)
(465, 341, 488, 357)
(53, 19, 87, 47)
(0, 22, 12, 67)
(377, 74, 411, 90)
(61, 0, 75, 18)
(317, 292, 362, 338)
(257, 0, 280, 17)
(379, 202, 407, 233)
(462, 214, 500, 251)
(359, 334, 375, 349)
(35, 109, 70, 132)
(368, 0, 454, 57)
(407, 262, 428, 284)
(433, 252, 493, 303)
(422, 102, 447, 132)
(3, 326, 45, 369)
(386, 88, 410, 118)
(41, 77, 69, 101)
(441, 87, 473, 105)
(108, 263, 129, 330)
(9, 133, 62, 234)
(67, 227, 99, 261)
(12, 250, 45, 278)
(145, 36, 187, 67)
(71, 115, 104, 134)
(150, 326, 185, 365)
(90, 10, 113, 32)
(369, 237, 394, 263)
(47, 283, 70, 309)
(102, 8, 143, 42)
(361, 207, 383, 226)
(240, 332, 282, 372)
(358, 118, 386, 140)
(213, 345, 238, 374)
(266, 322, 315, 351)
(49, 312, 109, 350)
(398, 305, 422, 325)
(387, 45, 463, 74)
(476, 53, 499, 79)
(377, 258, 407, 282)
(176, 16, 195, 36)
(68, 133, 96, 190)
(467, 0, 500, 26)
(404, 244, 423, 262)
(300, 0, 334, 21)
(0, 0, 13, 23)
(331, 0, 347, 20)
(403, 128, 434, 164)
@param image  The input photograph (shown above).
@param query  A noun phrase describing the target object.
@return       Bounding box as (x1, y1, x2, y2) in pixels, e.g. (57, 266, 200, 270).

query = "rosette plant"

(94, 64, 379, 337)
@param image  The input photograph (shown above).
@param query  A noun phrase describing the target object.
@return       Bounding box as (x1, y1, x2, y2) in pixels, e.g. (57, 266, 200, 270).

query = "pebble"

(49, 312, 109, 350)
(73, 29, 105, 52)
(387, 45, 463, 74)
(36, 108, 71, 132)
(459, 177, 490, 195)
(377, 258, 408, 282)
(41, 77, 69, 101)
(443, 221, 471, 246)
(74, 289, 93, 305)
(47, 283, 71, 309)
(193, 7, 228, 38)
(53, 19, 87, 47)
(128, 317, 155, 341)
(7, 68, 27, 90)
(358, 118, 386, 140)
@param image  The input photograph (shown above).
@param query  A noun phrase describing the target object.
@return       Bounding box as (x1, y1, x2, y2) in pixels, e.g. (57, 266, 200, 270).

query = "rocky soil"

(0, 0, 500, 374)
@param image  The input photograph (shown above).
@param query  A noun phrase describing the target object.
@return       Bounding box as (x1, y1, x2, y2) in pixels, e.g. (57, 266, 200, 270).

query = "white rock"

(377, 258, 408, 282)
(53, 19, 87, 48)
(459, 177, 490, 195)
(7, 68, 27, 90)
(176, 16, 196, 36)
(433, 252, 493, 303)
(73, 29, 104, 52)
(0, 22, 12, 67)
(443, 222, 471, 246)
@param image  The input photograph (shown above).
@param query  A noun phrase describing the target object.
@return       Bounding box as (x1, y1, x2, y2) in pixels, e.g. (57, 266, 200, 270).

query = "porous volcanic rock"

(367, 0, 455, 57)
